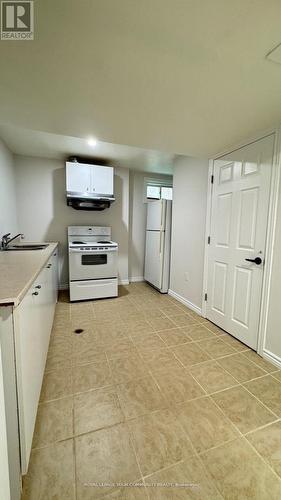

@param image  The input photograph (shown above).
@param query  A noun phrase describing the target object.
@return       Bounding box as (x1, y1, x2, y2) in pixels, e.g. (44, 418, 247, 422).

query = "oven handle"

(69, 248, 118, 254)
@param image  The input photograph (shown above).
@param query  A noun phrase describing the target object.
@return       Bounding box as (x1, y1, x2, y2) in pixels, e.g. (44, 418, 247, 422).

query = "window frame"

(144, 177, 173, 203)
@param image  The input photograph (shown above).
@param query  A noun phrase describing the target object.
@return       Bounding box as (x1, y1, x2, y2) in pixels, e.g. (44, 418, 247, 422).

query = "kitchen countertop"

(0, 242, 58, 307)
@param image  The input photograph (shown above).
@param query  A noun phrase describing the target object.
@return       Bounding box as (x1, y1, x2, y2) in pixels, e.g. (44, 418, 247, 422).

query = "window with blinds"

(144, 177, 173, 201)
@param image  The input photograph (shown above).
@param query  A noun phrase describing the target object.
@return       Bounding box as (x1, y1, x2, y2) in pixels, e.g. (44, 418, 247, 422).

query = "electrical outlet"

(184, 272, 190, 282)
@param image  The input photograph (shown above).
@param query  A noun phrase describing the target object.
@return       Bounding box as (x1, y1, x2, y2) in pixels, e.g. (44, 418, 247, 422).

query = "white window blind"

(161, 187, 173, 200)
(147, 185, 161, 199)
(144, 177, 173, 202)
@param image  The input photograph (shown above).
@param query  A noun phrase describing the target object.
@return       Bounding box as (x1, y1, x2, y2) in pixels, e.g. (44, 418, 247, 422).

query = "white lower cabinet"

(14, 251, 58, 474)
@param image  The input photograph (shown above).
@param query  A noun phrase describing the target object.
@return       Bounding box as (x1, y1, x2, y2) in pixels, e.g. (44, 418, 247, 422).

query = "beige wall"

(170, 156, 209, 311)
(128, 171, 147, 281)
(14, 155, 172, 288)
(14, 156, 129, 287)
(0, 139, 18, 238)
(129, 170, 172, 281)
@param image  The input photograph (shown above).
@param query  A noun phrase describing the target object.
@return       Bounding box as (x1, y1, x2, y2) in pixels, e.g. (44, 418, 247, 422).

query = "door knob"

(245, 257, 262, 265)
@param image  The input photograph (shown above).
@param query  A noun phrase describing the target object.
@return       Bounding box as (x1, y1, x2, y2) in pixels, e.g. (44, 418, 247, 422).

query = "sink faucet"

(1, 233, 24, 250)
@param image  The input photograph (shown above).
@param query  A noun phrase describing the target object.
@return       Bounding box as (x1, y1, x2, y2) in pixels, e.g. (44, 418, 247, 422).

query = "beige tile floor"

(22, 283, 281, 499)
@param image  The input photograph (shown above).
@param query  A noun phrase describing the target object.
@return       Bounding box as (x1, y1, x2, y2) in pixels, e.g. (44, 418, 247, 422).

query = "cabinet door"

(14, 265, 54, 474)
(15, 285, 44, 473)
(42, 264, 53, 349)
(66, 162, 91, 193)
(0, 307, 21, 499)
(0, 348, 10, 499)
(44, 253, 58, 335)
(91, 165, 114, 195)
(51, 251, 58, 304)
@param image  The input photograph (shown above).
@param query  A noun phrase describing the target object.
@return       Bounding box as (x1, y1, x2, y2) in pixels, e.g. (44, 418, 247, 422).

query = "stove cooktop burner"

(97, 240, 112, 244)
(72, 241, 85, 244)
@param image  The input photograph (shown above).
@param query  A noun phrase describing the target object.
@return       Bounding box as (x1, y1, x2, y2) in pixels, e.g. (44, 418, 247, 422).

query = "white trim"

(129, 276, 144, 283)
(258, 127, 281, 355)
(213, 127, 277, 159)
(168, 289, 202, 316)
(201, 160, 214, 317)
(262, 348, 281, 370)
(143, 176, 173, 203)
(203, 129, 281, 355)
(118, 279, 129, 285)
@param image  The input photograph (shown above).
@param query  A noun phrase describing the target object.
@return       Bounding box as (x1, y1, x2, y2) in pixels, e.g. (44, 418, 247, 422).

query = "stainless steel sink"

(5, 244, 49, 251)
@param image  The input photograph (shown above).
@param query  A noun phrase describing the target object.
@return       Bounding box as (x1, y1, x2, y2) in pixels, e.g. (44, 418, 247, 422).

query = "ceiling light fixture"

(87, 137, 98, 148)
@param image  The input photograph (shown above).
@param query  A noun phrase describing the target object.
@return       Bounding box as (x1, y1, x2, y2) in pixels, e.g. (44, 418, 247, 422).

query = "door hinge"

(207, 236, 211, 245)
(204, 293, 208, 301)
(211, 174, 214, 184)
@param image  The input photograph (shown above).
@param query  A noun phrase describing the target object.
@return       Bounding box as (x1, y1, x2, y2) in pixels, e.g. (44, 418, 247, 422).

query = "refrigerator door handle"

(159, 231, 164, 287)
(160, 200, 166, 231)
(159, 230, 164, 255)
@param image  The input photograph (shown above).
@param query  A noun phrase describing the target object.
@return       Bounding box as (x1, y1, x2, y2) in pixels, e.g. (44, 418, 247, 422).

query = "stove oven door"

(69, 248, 118, 281)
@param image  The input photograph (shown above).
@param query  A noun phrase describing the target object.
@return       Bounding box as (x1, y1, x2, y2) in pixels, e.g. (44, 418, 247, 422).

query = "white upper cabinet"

(91, 165, 113, 195)
(66, 162, 114, 196)
(66, 162, 91, 193)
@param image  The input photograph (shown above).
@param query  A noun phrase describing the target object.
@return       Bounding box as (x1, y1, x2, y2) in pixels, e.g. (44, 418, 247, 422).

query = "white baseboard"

(262, 348, 281, 370)
(129, 276, 145, 283)
(168, 289, 202, 316)
(118, 279, 129, 285)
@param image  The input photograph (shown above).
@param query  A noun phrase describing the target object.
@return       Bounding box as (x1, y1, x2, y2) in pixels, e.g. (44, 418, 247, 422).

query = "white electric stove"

(68, 226, 118, 301)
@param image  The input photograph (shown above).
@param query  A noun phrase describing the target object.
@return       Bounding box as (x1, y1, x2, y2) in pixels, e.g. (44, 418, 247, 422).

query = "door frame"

(202, 127, 281, 356)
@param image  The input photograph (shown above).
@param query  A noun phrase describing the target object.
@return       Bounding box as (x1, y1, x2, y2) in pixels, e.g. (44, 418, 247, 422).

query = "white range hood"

(66, 161, 115, 210)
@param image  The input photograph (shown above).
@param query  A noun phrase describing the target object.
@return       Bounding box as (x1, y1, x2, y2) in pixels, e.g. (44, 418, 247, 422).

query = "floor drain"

(74, 328, 84, 334)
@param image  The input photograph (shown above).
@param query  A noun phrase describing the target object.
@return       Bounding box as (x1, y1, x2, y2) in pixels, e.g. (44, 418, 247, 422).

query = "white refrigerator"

(144, 199, 172, 293)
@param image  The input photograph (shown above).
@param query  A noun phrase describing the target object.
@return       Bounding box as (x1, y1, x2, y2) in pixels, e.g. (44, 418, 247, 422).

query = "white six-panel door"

(206, 135, 274, 349)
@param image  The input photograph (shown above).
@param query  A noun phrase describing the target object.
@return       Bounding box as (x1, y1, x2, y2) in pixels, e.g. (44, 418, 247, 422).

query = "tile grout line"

(72, 428, 78, 500)
(39, 367, 280, 416)
(122, 336, 217, 487)
(208, 373, 281, 436)
(241, 433, 281, 485)
(243, 417, 281, 437)
(170, 355, 281, 486)
(166, 350, 229, 497)
(192, 396, 281, 488)
(141, 457, 186, 481)
(241, 379, 281, 420)
(38, 287, 281, 499)
(151, 366, 227, 498)
(125, 422, 150, 499)
(212, 357, 281, 420)
(216, 355, 281, 417)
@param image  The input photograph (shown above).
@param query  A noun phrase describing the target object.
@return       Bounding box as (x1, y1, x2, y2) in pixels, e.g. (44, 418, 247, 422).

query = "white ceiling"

(0, 0, 280, 157)
(0, 124, 175, 174)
